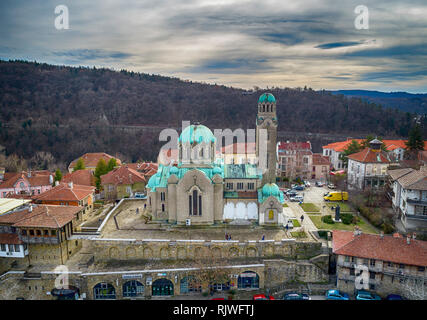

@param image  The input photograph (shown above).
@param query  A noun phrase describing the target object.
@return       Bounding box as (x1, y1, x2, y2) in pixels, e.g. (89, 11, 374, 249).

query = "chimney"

(49, 175, 53, 184)
(406, 235, 411, 245)
(68, 182, 73, 189)
(412, 233, 416, 240)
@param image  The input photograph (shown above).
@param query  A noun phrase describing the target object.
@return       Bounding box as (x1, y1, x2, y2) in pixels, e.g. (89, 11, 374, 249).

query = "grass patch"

(291, 231, 307, 238)
(291, 219, 301, 228)
(309, 215, 379, 234)
(324, 202, 355, 212)
(299, 203, 320, 213)
(283, 203, 289, 208)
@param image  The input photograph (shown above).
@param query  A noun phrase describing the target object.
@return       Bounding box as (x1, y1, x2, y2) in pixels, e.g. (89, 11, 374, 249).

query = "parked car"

(282, 292, 310, 300)
(315, 181, 324, 187)
(293, 185, 305, 191)
(252, 294, 275, 300)
(286, 190, 297, 197)
(355, 290, 381, 300)
(386, 294, 403, 300)
(325, 289, 350, 300)
(304, 181, 311, 187)
(134, 192, 146, 199)
(290, 195, 304, 202)
(327, 183, 336, 189)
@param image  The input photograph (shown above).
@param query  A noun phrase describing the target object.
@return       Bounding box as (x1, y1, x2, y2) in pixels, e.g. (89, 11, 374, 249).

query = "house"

(332, 230, 427, 299)
(323, 139, 427, 170)
(125, 162, 158, 180)
(62, 169, 96, 187)
(277, 141, 312, 181)
(347, 139, 391, 190)
(0, 204, 83, 267)
(68, 153, 122, 173)
(312, 153, 331, 181)
(101, 165, 147, 199)
(33, 182, 95, 218)
(388, 165, 427, 234)
(0, 171, 54, 198)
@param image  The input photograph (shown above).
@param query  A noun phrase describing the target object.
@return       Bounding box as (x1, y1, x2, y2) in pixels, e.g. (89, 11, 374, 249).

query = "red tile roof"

(68, 153, 122, 170)
(312, 154, 331, 166)
(332, 230, 427, 267)
(101, 166, 146, 186)
(347, 148, 390, 163)
(12, 205, 82, 229)
(323, 139, 427, 152)
(62, 169, 95, 187)
(125, 162, 158, 178)
(278, 141, 312, 151)
(33, 183, 95, 202)
(0, 233, 23, 244)
(221, 142, 256, 154)
(0, 171, 52, 189)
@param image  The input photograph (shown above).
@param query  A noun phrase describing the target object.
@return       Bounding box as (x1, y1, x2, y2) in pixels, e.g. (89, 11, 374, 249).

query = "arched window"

(152, 278, 174, 296)
(189, 189, 202, 216)
(262, 105, 265, 112)
(123, 280, 144, 298)
(237, 271, 259, 289)
(93, 283, 116, 300)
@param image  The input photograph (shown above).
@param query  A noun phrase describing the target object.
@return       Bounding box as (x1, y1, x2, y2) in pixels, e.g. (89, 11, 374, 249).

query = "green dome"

(178, 124, 216, 144)
(170, 166, 179, 174)
(262, 183, 280, 197)
(213, 166, 222, 175)
(258, 93, 276, 103)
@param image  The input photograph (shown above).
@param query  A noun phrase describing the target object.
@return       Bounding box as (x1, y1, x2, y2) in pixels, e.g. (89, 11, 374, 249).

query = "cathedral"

(146, 93, 285, 226)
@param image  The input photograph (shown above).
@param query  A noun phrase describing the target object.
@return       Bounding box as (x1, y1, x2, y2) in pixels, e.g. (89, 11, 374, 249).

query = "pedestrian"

(229, 235, 232, 240)
(285, 224, 289, 231)
(225, 233, 228, 240)
(300, 215, 304, 223)
(262, 235, 265, 241)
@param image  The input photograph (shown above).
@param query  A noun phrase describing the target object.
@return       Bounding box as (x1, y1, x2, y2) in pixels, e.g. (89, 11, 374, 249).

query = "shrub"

(382, 222, 395, 234)
(321, 215, 335, 224)
(341, 213, 353, 225)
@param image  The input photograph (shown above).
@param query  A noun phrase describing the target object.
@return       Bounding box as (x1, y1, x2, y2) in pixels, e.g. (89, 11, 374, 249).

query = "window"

(29, 230, 35, 236)
(51, 230, 56, 236)
(189, 190, 202, 216)
(369, 272, 376, 280)
(237, 183, 244, 190)
(0, 244, 5, 251)
(22, 230, 27, 236)
(8, 244, 15, 252)
(161, 204, 165, 212)
(226, 183, 233, 190)
(344, 256, 350, 262)
(418, 266, 425, 272)
(36, 230, 41, 236)
(369, 259, 376, 267)
(14, 245, 20, 252)
(350, 268, 355, 276)
(248, 183, 254, 190)
(44, 230, 49, 237)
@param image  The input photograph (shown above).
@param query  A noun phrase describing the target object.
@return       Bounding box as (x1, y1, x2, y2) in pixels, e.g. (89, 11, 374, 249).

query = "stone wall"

(89, 238, 323, 262)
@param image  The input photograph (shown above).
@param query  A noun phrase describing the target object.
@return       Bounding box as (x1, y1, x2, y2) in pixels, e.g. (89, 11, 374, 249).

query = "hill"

(331, 90, 427, 114)
(0, 60, 425, 168)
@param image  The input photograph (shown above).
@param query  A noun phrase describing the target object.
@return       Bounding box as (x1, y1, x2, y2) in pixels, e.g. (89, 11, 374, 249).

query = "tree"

(339, 140, 362, 167)
(73, 158, 85, 172)
(94, 158, 108, 189)
(107, 158, 117, 172)
(54, 169, 62, 184)
(405, 124, 424, 159)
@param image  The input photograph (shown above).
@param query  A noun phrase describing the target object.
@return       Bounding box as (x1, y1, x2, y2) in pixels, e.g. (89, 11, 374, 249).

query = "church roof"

(178, 124, 216, 145)
(258, 93, 276, 103)
(257, 183, 285, 204)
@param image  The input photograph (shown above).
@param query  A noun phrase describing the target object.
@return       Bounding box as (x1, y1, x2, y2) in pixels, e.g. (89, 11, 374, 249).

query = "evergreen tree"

(73, 158, 85, 172)
(339, 139, 362, 167)
(405, 124, 424, 159)
(94, 158, 108, 189)
(54, 169, 62, 184)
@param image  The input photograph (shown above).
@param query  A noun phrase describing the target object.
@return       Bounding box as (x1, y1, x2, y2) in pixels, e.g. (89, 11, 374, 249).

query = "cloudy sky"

(1, 0, 426, 92)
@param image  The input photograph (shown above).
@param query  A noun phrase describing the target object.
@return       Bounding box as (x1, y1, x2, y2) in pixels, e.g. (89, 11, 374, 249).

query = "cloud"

(315, 41, 365, 49)
(52, 49, 132, 61)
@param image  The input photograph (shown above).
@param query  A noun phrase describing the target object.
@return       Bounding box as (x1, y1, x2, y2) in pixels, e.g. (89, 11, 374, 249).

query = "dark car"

(293, 185, 305, 191)
(386, 294, 403, 300)
(355, 290, 381, 300)
(286, 190, 297, 197)
(283, 292, 310, 300)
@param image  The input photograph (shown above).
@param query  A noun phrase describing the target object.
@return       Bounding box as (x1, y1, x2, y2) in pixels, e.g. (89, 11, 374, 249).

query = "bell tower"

(256, 93, 278, 185)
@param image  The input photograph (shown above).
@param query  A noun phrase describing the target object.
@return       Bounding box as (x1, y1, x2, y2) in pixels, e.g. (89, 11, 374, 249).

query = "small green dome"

(258, 93, 276, 103)
(178, 124, 216, 144)
(262, 183, 280, 197)
(213, 166, 222, 175)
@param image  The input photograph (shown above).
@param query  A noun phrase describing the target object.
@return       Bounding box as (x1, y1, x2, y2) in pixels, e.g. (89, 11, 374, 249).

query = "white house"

(388, 165, 427, 233)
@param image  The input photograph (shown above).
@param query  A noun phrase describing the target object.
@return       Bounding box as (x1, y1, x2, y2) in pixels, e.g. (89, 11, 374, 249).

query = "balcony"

(20, 236, 60, 244)
(406, 198, 427, 206)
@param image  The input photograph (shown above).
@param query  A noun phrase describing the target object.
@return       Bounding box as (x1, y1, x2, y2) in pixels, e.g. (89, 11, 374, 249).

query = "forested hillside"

(0, 60, 425, 168)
